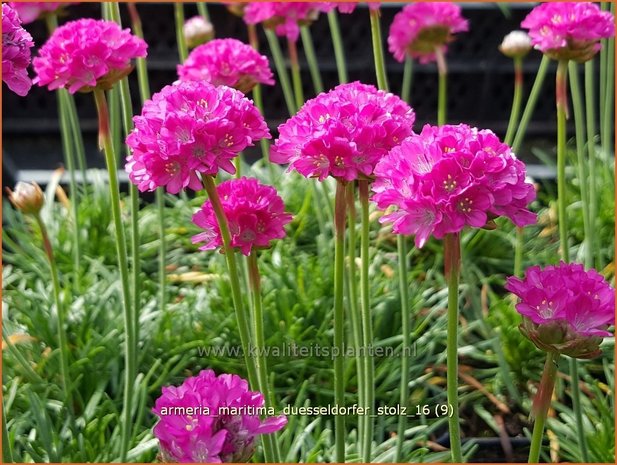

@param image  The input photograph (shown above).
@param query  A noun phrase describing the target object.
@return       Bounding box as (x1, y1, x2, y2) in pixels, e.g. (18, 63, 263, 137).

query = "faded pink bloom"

(192, 177, 292, 256)
(373, 124, 536, 248)
(271, 82, 415, 182)
(33, 18, 147, 94)
(319, 3, 380, 14)
(183, 15, 214, 49)
(126, 81, 270, 194)
(521, 2, 615, 62)
(388, 2, 468, 64)
(9, 2, 75, 24)
(178, 38, 274, 93)
(153, 369, 287, 463)
(243, 2, 320, 42)
(506, 262, 615, 359)
(2, 3, 34, 96)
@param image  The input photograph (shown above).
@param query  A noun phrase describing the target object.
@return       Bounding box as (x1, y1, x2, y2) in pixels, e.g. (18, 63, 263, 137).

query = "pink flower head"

(153, 369, 287, 463)
(521, 2, 615, 63)
(388, 2, 468, 64)
(32, 18, 147, 94)
(243, 2, 321, 42)
(126, 81, 270, 194)
(2, 3, 34, 96)
(506, 262, 615, 359)
(319, 3, 380, 14)
(192, 177, 292, 256)
(271, 82, 415, 182)
(372, 124, 536, 248)
(178, 38, 274, 93)
(8, 2, 75, 24)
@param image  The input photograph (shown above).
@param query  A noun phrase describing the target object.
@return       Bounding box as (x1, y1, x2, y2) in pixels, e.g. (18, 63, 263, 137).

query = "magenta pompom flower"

(372, 124, 536, 248)
(271, 82, 415, 182)
(126, 81, 270, 194)
(32, 18, 147, 94)
(505, 262, 615, 359)
(178, 38, 274, 93)
(521, 2, 615, 63)
(8, 2, 75, 24)
(388, 2, 468, 64)
(244, 2, 321, 42)
(192, 177, 292, 256)
(2, 3, 34, 97)
(153, 369, 287, 463)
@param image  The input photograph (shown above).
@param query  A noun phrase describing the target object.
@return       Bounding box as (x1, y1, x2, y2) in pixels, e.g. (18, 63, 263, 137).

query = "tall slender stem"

(369, 9, 388, 91)
(556, 60, 570, 263)
(328, 10, 348, 84)
(34, 213, 73, 413)
(584, 60, 598, 269)
(512, 55, 550, 154)
(401, 57, 413, 104)
(174, 3, 188, 63)
(395, 235, 410, 462)
(196, 2, 209, 21)
(2, 402, 13, 463)
(505, 57, 524, 145)
(444, 232, 462, 463)
(528, 352, 558, 463)
(601, 1, 615, 169)
(333, 181, 347, 463)
(128, 3, 151, 104)
(93, 88, 134, 462)
(359, 181, 374, 462)
(288, 38, 304, 110)
(300, 26, 323, 94)
(265, 29, 296, 115)
(435, 47, 447, 126)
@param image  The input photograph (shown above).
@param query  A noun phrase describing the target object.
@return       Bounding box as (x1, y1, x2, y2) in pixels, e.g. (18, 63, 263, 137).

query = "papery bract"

(373, 124, 536, 248)
(506, 262, 615, 358)
(153, 369, 287, 463)
(271, 82, 415, 182)
(126, 81, 270, 194)
(192, 177, 292, 256)
(178, 38, 274, 93)
(2, 3, 34, 96)
(388, 2, 468, 64)
(521, 2, 614, 62)
(33, 18, 147, 94)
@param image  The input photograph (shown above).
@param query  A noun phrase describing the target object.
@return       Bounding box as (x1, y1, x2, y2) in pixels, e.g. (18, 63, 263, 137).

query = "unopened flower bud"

(499, 31, 532, 59)
(183, 16, 214, 49)
(6, 181, 44, 215)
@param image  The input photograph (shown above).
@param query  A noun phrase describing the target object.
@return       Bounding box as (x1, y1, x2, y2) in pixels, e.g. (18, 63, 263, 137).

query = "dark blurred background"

(2, 2, 583, 186)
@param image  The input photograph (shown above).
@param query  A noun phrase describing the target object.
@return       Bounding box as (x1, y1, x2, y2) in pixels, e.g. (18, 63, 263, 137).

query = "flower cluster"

(243, 2, 320, 42)
(126, 81, 270, 194)
(178, 38, 274, 93)
(183, 15, 214, 49)
(33, 18, 147, 94)
(2, 3, 34, 97)
(271, 82, 415, 182)
(153, 369, 287, 463)
(506, 262, 615, 358)
(9, 2, 74, 24)
(372, 124, 536, 248)
(388, 2, 468, 64)
(192, 177, 292, 256)
(521, 2, 615, 63)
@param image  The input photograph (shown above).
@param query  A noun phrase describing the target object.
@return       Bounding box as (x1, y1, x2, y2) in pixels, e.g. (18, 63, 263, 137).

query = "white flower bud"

(499, 31, 532, 59)
(183, 16, 214, 49)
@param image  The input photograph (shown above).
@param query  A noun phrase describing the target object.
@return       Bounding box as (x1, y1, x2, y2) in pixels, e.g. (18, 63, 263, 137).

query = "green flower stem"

(2, 402, 13, 463)
(128, 4, 151, 104)
(196, 2, 210, 21)
(601, 2, 615, 167)
(359, 181, 374, 462)
(512, 55, 550, 154)
(328, 10, 348, 84)
(513, 227, 524, 278)
(333, 180, 347, 463)
(252, 83, 274, 180)
(247, 253, 280, 463)
(369, 8, 388, 91)
(584, 60, 598, 269)
(300, 26, 324, 94)
(248, 23, 259, 49)
(34, 212, 73, 414)
(569, 357, 588, 462)
(435, 47, 447, 126)
(401, 57, 413, 104)
(444, 232, 462, 463)
(556, 60, 570, 263)
(109, 87, 122, 163)
(505, 57, 524, 145)
(174, 3, 188, 63)
(265, 29, 296, 115)
(395, 235, 410, 463)
(288, 38, 305, 111)
(93, 88, 135, 462)
(528, 351, 558, 463)
(235, 152, 243, 178)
